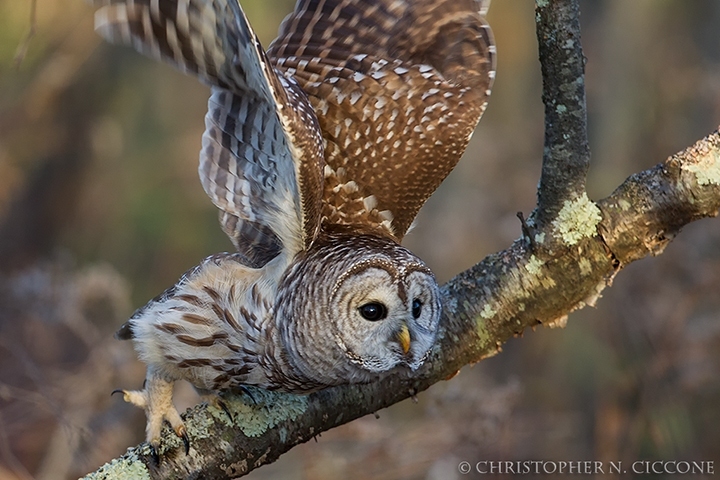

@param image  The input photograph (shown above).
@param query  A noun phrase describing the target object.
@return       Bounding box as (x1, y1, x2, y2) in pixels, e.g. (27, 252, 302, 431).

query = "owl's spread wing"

(267, 0, 495, 240)
(94, 0, 325, 265)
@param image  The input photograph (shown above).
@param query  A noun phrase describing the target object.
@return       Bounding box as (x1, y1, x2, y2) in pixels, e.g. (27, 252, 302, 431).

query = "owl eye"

(412, 299, 423, 319)
(359, 302, 388, 321)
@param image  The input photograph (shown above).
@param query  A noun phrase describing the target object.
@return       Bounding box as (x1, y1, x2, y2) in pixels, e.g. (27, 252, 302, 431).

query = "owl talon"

(239, 386, 257, 405)
(178, 427, 190, 455)
(216, 399, 234, 422)
(198, 391, 234, 422)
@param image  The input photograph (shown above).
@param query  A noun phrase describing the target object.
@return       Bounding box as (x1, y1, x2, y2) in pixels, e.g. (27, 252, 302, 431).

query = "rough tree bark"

(83, 0, 720, 478)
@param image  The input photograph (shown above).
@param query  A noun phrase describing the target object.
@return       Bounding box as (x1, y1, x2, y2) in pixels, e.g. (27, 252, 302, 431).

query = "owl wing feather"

(94, 0, 325, 265)
(267, 0, 496, 240)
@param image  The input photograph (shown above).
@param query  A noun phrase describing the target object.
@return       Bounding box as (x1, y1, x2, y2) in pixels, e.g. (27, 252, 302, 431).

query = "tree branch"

(534, 0, 591, 230)
(82, 0, 720, 478)
(82, 128, 720, 480)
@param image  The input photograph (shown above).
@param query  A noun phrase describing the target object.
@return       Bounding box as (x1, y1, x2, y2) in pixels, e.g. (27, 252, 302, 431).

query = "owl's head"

(328, 253, 440, 374)
(277, 233, 442, 385)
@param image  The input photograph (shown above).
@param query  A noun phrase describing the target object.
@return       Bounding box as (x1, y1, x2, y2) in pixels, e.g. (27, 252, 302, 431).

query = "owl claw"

(239, 385, 257, 405)
(216, 399, 234, 422)
(114, 372, 189, 458)
(179, 427, 190, 455)
(111, 387, 148, 409)
(198, 392, 234, 422)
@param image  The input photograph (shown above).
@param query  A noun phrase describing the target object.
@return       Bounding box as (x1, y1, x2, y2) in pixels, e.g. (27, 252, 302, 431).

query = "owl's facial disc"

(331, 258, 441, 374)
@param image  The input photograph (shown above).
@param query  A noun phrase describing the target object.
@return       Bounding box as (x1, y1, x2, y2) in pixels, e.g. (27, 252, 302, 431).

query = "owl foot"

(112, 372, 189, 460)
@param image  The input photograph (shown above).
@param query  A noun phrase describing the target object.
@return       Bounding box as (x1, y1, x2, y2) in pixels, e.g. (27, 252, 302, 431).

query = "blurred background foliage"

(0, 0, 719, 479)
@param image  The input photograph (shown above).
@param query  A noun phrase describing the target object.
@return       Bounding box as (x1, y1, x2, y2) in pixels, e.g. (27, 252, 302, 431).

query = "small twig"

(13, 0, 39, 70)
(516, 211, 537, 251)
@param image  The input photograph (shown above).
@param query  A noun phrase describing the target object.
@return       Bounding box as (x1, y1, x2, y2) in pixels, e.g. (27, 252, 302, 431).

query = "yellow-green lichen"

(534, 232, 546, 244)
(524, 255, 544, 275)
(683, 149, 720, 186)
(476, 318, 491, 347)
(81, 453, 150, 480)
(525, 255, 556, 288)
(539, 274, 556, 289)
(184, 406, 215, 439)
(552, 193, 602, 245)
(578, 257, 593, 276)
(480, 303, 496, 319)
(228, 389, 308, 438)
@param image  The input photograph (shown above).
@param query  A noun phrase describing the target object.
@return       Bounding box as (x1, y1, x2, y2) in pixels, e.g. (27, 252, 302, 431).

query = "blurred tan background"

(1, 1, 719, 479)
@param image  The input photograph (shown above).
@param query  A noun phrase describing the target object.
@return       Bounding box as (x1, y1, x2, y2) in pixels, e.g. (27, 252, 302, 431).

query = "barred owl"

(94, 0, 495, 454)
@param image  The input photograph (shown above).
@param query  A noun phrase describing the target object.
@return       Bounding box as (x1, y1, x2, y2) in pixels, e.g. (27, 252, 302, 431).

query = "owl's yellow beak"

(396, 323, 411, 355)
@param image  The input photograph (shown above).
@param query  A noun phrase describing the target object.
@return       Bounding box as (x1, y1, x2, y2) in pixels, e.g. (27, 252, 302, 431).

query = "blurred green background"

(1, 0, 719, 479)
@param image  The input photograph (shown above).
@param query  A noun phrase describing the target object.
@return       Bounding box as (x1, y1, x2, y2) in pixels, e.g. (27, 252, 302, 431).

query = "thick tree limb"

(82, 0, 720, 478)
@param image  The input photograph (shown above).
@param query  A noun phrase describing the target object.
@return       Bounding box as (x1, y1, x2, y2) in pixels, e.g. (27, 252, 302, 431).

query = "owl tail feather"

(115, 320, 134, 340)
